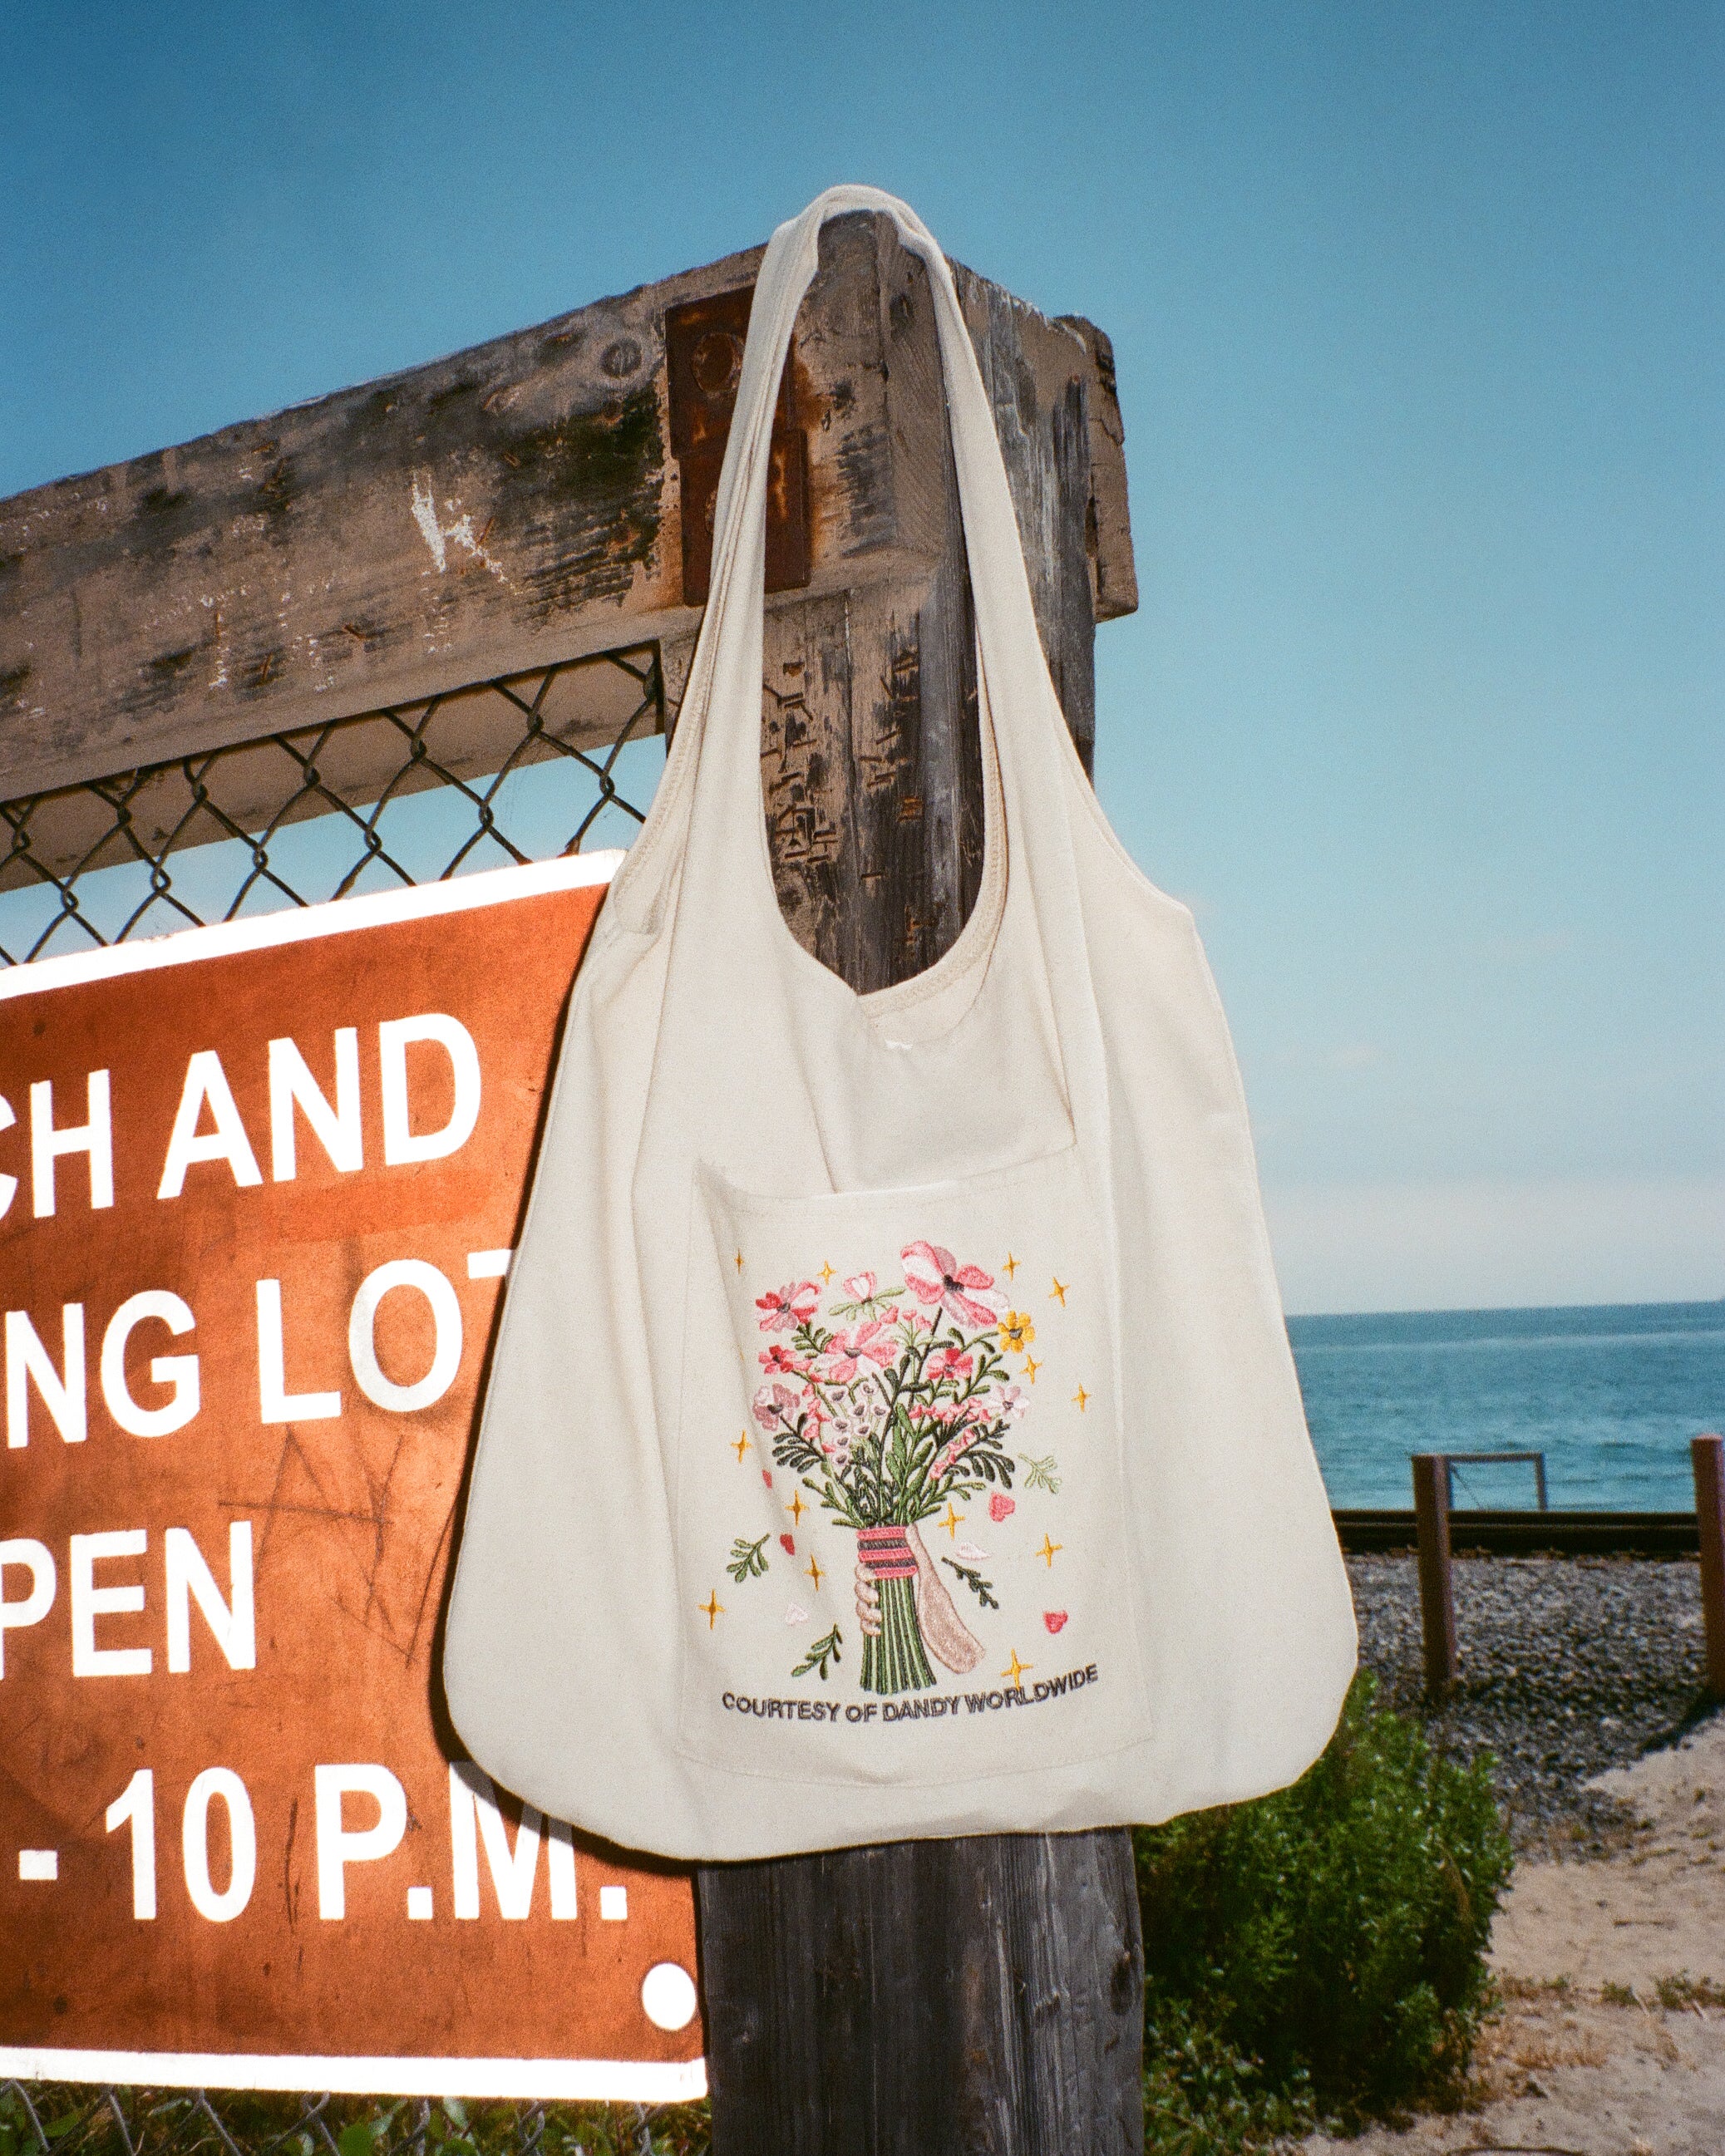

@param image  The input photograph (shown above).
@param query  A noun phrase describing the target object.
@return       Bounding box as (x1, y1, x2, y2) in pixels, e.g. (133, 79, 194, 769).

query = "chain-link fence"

(0, 643, 702, 2149)
(0, 646, 665, 967)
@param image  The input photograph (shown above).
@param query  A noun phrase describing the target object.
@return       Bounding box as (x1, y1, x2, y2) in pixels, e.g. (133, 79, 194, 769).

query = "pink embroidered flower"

(752, 1381, 801, 1431)
(853, 1320, 896, 1364)
(1043, 1610, 1069, 1634)
(900, 1242, 1004, 1330)
(780, 1533, 796, 1556)
(926, 1346, 974, 1386)
(824, 1320, 895, 1381)
(843, 1272, 877, 1302)
(931, 1423, 981, 1478)
(758, 1343, 801, 1375)
(998, 1384, 1029, 1424)
(757, 1280, 820, 1333)
(988, 1492, 1016, 1523)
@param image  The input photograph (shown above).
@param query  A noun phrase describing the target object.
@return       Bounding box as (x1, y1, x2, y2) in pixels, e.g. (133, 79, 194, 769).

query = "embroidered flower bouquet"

(752, 1243, 1029, 1696)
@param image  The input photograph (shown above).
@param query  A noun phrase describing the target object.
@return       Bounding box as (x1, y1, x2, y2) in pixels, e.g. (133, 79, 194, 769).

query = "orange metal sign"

(0, 859, 703, 2099)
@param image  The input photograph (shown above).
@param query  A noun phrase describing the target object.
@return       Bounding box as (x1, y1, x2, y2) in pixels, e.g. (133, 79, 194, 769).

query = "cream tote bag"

(444, 185, 1356, 1860)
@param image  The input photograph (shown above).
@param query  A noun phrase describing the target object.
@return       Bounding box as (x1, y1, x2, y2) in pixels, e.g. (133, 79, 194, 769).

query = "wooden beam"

(0, 234, 1133, 806)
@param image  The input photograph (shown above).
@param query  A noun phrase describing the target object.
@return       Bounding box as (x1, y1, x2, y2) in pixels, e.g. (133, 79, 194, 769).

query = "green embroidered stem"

(860, 1573, 935, 1695)
(792, 1625, 844, 1681)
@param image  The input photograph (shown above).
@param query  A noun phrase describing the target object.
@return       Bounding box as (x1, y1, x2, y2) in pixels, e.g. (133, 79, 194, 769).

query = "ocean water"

(1289, 1302, 1725, 1513)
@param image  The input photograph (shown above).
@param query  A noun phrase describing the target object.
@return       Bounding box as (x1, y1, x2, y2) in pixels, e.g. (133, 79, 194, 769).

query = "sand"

(1300, 1711, 1725, 2156)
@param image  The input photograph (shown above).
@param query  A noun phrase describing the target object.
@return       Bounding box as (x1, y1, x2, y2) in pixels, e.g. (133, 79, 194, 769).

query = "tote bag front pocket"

(673, 1150, 1155, 1788)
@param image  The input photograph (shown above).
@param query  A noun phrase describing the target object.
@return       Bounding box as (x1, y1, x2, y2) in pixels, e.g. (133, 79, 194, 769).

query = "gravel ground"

(1347, 1553, 1713, 1853)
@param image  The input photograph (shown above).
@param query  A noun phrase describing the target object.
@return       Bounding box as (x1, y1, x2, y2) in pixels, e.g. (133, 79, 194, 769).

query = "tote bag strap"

(609, 185, 1072, 940)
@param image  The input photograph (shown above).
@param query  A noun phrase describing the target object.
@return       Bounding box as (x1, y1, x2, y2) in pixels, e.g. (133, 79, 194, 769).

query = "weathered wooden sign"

(0, 859, 704, 2099)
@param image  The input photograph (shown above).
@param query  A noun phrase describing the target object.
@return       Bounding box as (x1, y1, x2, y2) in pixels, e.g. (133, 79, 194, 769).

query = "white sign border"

(0, 2047, 707, 2102)
(0, 851, 623, 1002)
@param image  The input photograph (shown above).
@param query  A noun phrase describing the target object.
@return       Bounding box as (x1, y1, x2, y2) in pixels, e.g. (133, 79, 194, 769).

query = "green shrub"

(1139, 1999, 1317, 2154)
(1135, 1673, 1512, 2132)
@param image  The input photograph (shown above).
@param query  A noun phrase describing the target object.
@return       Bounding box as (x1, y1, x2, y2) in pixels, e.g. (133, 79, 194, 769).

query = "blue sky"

(2, 1, 1719, 1311)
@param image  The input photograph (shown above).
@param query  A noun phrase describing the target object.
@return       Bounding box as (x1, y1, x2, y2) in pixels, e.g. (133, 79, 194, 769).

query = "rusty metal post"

(1412, 1452, 1457, 1697)
(1693, 1434, 1725, 1699)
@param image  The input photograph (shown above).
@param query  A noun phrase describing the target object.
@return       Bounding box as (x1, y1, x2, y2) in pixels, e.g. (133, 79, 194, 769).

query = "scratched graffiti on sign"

(0, 859, 703, 2099)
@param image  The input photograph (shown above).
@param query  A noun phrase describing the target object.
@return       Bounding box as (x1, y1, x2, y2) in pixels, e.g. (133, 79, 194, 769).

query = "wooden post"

(693, 212, 1146, 2156)
(1412, 1453, 1458, 1698)
(1693, 1434, 1725, 1700)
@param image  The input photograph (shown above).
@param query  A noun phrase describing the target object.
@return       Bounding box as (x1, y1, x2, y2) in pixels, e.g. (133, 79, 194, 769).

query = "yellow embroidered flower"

(998, 1311, 1036, 1355)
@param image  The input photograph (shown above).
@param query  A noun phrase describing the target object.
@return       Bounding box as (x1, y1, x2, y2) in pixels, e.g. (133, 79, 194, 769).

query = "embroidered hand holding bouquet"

(752, 1244, 1033, 1695)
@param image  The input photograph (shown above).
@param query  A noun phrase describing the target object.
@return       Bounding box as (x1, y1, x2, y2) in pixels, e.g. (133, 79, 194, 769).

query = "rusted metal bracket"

(665, 287, 810, 603)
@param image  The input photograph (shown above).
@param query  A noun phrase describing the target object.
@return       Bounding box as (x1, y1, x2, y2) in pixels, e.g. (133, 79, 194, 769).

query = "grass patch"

(1653, 1972, 1725, 2012)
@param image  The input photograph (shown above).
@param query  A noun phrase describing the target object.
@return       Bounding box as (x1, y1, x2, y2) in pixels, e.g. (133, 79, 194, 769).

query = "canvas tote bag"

(444, 185, 1357, 1861)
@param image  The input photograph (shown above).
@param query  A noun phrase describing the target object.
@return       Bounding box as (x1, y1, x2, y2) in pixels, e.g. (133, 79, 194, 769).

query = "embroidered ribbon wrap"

(855, 1528, 919, 1582)
(443, 185, 1358, 1861)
